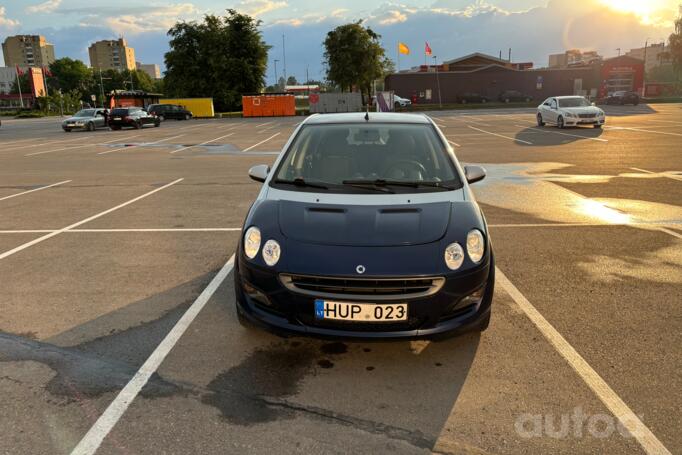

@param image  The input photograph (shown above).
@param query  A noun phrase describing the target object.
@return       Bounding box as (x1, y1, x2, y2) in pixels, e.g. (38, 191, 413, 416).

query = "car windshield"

(74, 109, 96, 117)
(272, 123, 461, 193)
(558, 97, 590, 108)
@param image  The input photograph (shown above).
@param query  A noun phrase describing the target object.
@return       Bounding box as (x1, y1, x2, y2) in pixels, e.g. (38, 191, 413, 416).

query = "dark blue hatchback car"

(235, 112, 494, 339)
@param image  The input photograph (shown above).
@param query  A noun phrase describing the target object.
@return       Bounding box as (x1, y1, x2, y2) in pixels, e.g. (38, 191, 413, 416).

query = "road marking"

(495, 268, 672, 455)
(7, 137, 84, 150)
(450, 116, 491, 127)
(98, 134, 185, 155)
(0, 179, 183, 261)
(516, 125, 608, 142)
(0, 180, 71, 202)
(169, 132, 235, 154)
(256, 121, 275, 127)
(606, 126, 682, 137)
(0, 138, 36, 146)
(25, 135, 143, 157)
(179, 123, 210, 130)
(630, 167, 682, 182)
(467, 125, 532, 145)
(242, 132, 281, 152)
(0, 228, 242, 234)
(658, 227, 682, 239)
(447, 140, 461, 147)
(70, 254, 235, 455)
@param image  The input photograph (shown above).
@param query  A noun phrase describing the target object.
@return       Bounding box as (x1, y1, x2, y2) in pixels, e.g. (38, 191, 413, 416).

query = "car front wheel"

(557, 116, 565, 129)
(184, 113, 191, 120)
(537, 113, 545, 126)
(158, 115, 165, 121)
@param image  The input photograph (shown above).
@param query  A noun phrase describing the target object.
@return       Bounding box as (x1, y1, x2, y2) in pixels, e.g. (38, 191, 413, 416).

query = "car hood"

(64, 116, 91, 121)
(278, 200, 451, 247)
(560, 106, 601, 115)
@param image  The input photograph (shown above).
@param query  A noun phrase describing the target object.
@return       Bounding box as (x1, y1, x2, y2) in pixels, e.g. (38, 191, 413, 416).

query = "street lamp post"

(274, 59, 279, 87)
(433, 56, 442, 108)
(642, 38, 649, 97)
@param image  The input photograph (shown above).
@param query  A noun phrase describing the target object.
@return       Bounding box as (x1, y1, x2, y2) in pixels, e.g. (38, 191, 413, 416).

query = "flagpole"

(15, 66, 24, 109)
(397, 42, 400, 72)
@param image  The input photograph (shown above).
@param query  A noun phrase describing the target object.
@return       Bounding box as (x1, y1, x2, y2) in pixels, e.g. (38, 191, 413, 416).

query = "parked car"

(147, 104, 193, 121)
(605, 91, 640, 105)
(499, 90, 533, 103)
(456, 93, 489, 104)
(108, 107, 160, 130)
(235, 112, 494, 339)
(62, 108, 109, 132)
(537, 96, 605, 129)
(394, 95, 412, 108)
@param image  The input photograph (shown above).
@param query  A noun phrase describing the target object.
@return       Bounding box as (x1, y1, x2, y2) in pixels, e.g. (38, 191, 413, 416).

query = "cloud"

(234, 0, 288, 17)
(26, 0, 62, 14)
(101, 3, 202, 35)
(378, 10, 408, 25)
(0, 6, 20, 28)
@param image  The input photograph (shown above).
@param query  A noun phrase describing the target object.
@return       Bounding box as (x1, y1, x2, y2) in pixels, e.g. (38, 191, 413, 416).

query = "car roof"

(303, 112, 431, 125)
(554, 95, 587, 99)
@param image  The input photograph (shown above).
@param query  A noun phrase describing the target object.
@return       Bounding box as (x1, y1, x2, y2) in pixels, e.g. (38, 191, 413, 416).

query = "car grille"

(578, 113, 594, 118)
(279, 274, 445, 300)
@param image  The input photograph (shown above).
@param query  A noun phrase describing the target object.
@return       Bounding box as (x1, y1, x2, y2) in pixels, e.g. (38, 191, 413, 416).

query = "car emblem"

(356, 265, 366, 274)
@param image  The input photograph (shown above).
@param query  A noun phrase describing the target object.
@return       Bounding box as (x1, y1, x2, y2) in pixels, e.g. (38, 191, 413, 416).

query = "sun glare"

(598, 0, 675, 24)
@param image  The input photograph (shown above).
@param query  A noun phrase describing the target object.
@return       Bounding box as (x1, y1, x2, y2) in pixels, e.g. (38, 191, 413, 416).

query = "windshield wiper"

(342, 179, 457, 190)
(274, 178, 328, 189)
(340, 180, 395, 193)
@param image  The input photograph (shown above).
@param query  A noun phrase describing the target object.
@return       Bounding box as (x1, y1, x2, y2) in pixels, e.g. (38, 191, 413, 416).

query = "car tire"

(536, 113, 545, 126)
(154, 120, 160, 127)
(158, 115, 165, 122)
(557, 116, 565, 129)
(87, 122, 95, 132)
(133, 121, 141, 129)
(63, 128, 71, 132)
(184, 113, 191, 120)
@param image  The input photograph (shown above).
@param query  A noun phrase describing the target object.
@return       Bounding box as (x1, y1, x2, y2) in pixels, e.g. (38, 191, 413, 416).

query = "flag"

(15, 65, 24, 76)
(425, 42, 432, 56)
(398, 42, 410, 55)
(43, 66, 52, 77)
(109, 96, 116, 109)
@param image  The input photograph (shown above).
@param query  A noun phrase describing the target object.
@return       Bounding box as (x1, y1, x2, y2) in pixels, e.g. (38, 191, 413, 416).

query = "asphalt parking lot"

(0, 104, 680, 455)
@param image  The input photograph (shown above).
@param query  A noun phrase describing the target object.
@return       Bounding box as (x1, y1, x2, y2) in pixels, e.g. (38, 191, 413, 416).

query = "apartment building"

(2, 35, 56, 68)
(88, 39, 136, 71)
(136, 62, 161, 79)
(626, 43, 672, 72)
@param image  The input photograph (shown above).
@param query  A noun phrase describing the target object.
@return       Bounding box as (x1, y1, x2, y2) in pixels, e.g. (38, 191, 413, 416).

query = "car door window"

(550, 99, 557, 109)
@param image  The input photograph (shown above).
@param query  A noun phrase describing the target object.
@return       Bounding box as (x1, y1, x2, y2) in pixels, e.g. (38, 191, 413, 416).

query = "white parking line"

(467, 125, 533, 145)
(242, 132, 281, 152)
(495, 268, 672, 455)
(0, 179, 183, 261)
(6, 137, 84, 150)
(98, 134, 185, 155)
(169, 132, 235, 154)
(515, 125, 608, 142)
(0, 180, 72, 202)
(606, 126, 682, 137)
(25, 135, 143, 157)
(71, 254, 235, 455)
(447, 140, 461, 147)
(255, 121, 275, 127)
(630, 167, 682, 182)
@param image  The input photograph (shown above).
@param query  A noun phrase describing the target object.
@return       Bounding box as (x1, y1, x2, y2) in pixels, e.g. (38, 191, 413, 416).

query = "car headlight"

(243, 227, 261, 259)
(598, 111, 605, 117)
(564, 112, 575, 118)
(262, 239, 281, 266)
(466, 229, 485, 263)
(444, 242, 464, 270)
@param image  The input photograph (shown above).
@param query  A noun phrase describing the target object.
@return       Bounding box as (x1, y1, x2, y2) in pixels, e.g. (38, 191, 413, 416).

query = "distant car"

(605, 91, 640, 105)
(457, 93, 489, 104)
(537, 96, 605, 129)
(394, 95, 412, 108)
(62, 108, 109, 132)
(108, 107, 160, 130)
(499, 90, 532, 103)
(147, 104, 193, 121)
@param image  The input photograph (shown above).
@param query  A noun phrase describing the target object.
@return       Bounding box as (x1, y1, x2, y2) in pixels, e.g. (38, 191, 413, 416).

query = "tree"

(323, 21, 390, 101)
(48, 58, 93, 95)
(286, 75, 298, 86)
(670, 12, 682, 76)
(164, 10, 270, 111)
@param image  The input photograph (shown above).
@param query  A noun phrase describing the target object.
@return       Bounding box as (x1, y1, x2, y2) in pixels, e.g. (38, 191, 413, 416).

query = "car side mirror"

(464, 165, 486, 184)
(248, 164, 270, 183)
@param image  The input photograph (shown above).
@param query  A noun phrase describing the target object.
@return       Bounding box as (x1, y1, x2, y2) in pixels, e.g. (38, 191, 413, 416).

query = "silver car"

(62, 108, 109, 132)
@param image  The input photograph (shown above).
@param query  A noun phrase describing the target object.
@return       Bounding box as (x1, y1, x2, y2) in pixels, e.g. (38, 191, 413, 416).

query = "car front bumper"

(234, 254, 493, 339)
(564, 117, 605, 126)
(62, 122, 87, 130)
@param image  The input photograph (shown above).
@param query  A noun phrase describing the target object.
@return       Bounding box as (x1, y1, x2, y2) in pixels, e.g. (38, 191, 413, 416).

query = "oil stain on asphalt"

(201, 340, 349, 425)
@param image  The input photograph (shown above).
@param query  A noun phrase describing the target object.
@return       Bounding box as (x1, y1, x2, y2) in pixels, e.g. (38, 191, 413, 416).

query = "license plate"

(113, 117, 121, 120)
(314, 300, 407, 322)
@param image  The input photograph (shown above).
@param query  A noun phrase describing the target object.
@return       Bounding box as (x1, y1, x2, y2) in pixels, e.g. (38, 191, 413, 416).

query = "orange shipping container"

(242, 94, 295, 117)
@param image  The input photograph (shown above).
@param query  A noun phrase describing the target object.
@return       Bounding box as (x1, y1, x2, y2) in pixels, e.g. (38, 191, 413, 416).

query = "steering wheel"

(382, 160, 428, 180)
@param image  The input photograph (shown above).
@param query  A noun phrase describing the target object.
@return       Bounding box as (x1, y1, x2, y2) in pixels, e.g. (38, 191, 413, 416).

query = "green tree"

(164, 10, 270, 111)
(48, 58, 93, 95)
(323, 21, 391, 101)
(670, 13, 682, 76)
(286, 75, 298, 86)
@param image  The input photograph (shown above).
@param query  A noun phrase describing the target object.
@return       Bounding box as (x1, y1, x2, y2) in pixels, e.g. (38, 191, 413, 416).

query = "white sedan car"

(536, 96, 605, 129)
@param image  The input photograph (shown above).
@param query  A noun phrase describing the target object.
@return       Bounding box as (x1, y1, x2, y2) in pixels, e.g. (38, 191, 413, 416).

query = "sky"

(0, 0, 680, 84)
